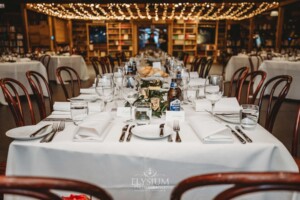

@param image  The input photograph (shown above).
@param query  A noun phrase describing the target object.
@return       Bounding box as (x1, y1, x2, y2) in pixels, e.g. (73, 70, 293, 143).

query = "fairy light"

(26, 2, 279, 21)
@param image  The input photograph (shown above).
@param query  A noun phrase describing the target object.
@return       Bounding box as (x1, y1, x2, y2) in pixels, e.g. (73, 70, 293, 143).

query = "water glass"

(240, 104, 259, 129)
(134, 102, 152, 125)
(70, 101, 88, 125)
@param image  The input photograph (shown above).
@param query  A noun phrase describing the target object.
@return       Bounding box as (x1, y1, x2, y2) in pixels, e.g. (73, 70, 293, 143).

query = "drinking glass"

(95, 75, 114, 111)
(178, 68, 190, 104)
(204, 75, 224, 115)
(240, 104, 259, 129)
(122, 75, 139, 122)
(113, 66, 124, 100)
(70, 101, 88, 125)
(134, 101, 152, 125)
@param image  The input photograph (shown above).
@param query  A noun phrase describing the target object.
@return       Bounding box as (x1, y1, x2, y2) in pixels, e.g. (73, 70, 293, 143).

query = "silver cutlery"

(43, 118, 73, 122)
(29, 124, 51, 138)
(43, 121, 65, 142)
(126, 125, 135, 142)
(159, 123, 165, 137)
(168, 135, 173, 142)
(173, 120, 182, 143)
(57, 121, 65, 132)
(40, 123, 59, 143)
(235, 126, 252, 143)
(119, 124, 129, 142)
(226, 125, 246, 144)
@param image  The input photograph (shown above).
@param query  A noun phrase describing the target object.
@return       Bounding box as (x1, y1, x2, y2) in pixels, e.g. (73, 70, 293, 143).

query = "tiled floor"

(0, 63, 299, 164)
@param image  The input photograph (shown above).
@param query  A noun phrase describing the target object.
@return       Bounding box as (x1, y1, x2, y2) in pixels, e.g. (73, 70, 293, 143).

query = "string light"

(26, 2, 279, 21)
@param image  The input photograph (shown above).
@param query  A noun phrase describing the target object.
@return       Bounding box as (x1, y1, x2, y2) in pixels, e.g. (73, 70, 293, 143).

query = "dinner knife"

(235, 126, 252, 143)
(226, 125, 246, 144)
(159, 123, 165, 137)
(119, 124, 129, 142)
(126, 125, 135, 142)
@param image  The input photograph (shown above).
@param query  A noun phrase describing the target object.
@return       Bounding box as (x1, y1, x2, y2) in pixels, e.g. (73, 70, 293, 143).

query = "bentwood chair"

(56, 66, 81, 100)
(292, 106, 300, 157)
(199, 58, 213, 78)
(90, 57, 101, 76)
(0, 78, 36, 126)
(26, 71, 53, 119)
(257, 75, 292, 133)
(0, 176, 113, 200)
(195, 57, 207, 75)
(228, 67, 249, 102)
(239, 70, 267, 104)
(171, 172, 300, 200)
(39, 54, 51, 80)
(100, 56, 113, 74)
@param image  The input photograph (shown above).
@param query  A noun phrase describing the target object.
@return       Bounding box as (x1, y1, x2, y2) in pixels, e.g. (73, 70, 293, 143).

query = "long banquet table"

(0, 60, 48, 105)
(48, 55, 90, 82)
(254, 60, 300, 100)
(5, 102, 298, 200)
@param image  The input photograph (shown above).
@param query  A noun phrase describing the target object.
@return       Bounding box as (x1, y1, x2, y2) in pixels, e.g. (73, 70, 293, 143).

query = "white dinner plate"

(6, 124, 53, 140)
(131, 124, 173, 139)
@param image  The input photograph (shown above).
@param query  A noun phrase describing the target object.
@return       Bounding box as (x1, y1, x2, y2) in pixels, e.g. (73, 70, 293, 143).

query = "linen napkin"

(80, 88, 96, 94)
(189, 78, 206, 87)
(194, 97, 241, 113)
(53, 102, 102, 113)
(74, 112, 112, 142)
(189, 116, 233, 143)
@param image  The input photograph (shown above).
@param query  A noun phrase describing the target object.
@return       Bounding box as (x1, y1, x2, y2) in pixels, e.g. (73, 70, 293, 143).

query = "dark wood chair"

(56, 66, 81, 100)
(116, 52, 127, 66)
(257, 75, 292, 133)
(90, 57, 101, 76)
(292, 105, 300, 157)
(195, 57, 207, 75)
(239, 70, 267, 104)
(199, 58, 213, 78)
(171, 172, 300, 200)
(228, 66, 249, 102)
(0, 78, 36, 126)
(39, 54, 51, 80)
(100, 56, 113, 74)
(189, 56, 200, 72)
(0, 176, 113, 200)
(26, 71, 53, 119)
(220, 51, 231, 78)
(183, 53, 189, 67)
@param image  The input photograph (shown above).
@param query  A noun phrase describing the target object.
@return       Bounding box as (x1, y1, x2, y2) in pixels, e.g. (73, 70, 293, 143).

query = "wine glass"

(178, 68, 190, 104)
(204, 75, 224, 115)
(113, 66, 124, 100)
(121, 75, 139, 122)
(95, 75, 114, 111)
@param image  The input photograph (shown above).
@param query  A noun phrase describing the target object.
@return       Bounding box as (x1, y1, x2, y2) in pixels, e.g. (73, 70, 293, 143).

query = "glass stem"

(129, 104, 133, 120)
(212, 102, 215, 116)
(103, 101, 107, 112)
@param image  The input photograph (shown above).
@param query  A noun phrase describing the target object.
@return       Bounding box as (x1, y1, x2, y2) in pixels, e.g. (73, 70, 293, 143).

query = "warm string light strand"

(26, 2, 279, 21)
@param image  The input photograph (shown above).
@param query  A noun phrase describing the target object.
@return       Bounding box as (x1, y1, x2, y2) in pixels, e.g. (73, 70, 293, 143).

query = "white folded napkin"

(74, 112, 112, 142)
(80, 88, 96, 94)
(189, 116, 233, 143)
(189, 72, 199, 78)
(194, 97, 241, 113)
(189, 78, 206, 86)
(53, 102, 102, 113)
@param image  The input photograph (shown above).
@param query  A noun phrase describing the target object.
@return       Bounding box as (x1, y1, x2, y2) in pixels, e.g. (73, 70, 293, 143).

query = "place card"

(152, 62, 161, 70)
(117, 107, 131, 118)
(166, 111, 185, 123)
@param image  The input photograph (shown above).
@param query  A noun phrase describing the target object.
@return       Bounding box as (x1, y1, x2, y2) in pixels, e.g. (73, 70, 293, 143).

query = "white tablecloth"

(48, 55, 89, 82)
(254, 60, 300, 100)
(6, 104, 298, 200)
(225, 55, 263, 81)
(0, 61, 48, 105)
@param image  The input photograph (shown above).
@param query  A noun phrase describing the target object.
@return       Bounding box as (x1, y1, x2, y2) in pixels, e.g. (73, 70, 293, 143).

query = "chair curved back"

(0, 176, 113, 200)
(39, 55, 51, 80)
(183, 53, 189, 66)
(0, 78, 36, 126)
(107, 55, 115, 70)
(100, 56, 112, 74)
(239, 70, 267, 104)
(171, 172, 300, 200)
(116, 52, 127, 66)
(196, 57, 207, 75)
(56, 66, 81, 100)
(258, 75, 292, 133)
(90, 57, 101, 76)
(200, 58, 213, 78)
(190, 56, 200, 72)
(292, 106, 300, 157)
(26, 71, 53, 119)
(228, 67, 249, 102)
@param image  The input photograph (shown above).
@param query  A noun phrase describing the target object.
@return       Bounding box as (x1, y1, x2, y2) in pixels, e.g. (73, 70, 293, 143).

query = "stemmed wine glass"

(95, 75, 114, 111)
(121, 75, 139, 122)
(204, 75, 224, 115)
(113, 66, 124, 100)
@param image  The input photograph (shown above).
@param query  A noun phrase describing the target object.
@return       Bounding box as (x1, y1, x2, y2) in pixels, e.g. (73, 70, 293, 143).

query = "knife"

(226, 125, 246, 144)
(159, 123, 165, 137)
(235, 126, 252, 143)
(119, 124, 129, 142)
(126, 125, 135, 142)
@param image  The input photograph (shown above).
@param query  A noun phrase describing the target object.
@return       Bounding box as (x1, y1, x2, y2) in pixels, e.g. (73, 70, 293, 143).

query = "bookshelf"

(0, 24, 24, 54)
(107, 22, 133, 58)
(72, 20, 87, 59)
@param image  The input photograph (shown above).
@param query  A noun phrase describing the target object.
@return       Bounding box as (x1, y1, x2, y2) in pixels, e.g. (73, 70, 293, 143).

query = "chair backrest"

(171, 172, 300, 200)
(107, 55, 115, 69)
(190, 56, 200, 72)
(257, 75, 292, 133)
(196, 57, 207, 75)
(0, 176, 113, 200)
(100, 56, 112, 74)
(39, 55, 51, 80)
(26, 71, 53, 119)
(228, 66, 249, 102)
(116, 52, 127, 66)
(90, 57, 101, 76)
(239, 70, 267, 104)
(56, 66, 81, 100)
(183, 53, 189, 67)
(292, 106, 300, 157)
(200, 58, 213, 78)
(0, 78, 36, 126)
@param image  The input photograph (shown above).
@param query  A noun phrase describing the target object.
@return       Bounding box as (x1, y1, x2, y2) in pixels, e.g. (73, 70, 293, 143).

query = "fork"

(40, 122, 59, 143)
(173, 120, 182, 143)
(57, 121, 65, 132)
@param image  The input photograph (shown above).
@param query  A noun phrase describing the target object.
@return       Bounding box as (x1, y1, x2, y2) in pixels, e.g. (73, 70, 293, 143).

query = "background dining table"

(0, 60, 48, 105)
(5, 102, 298, 200)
